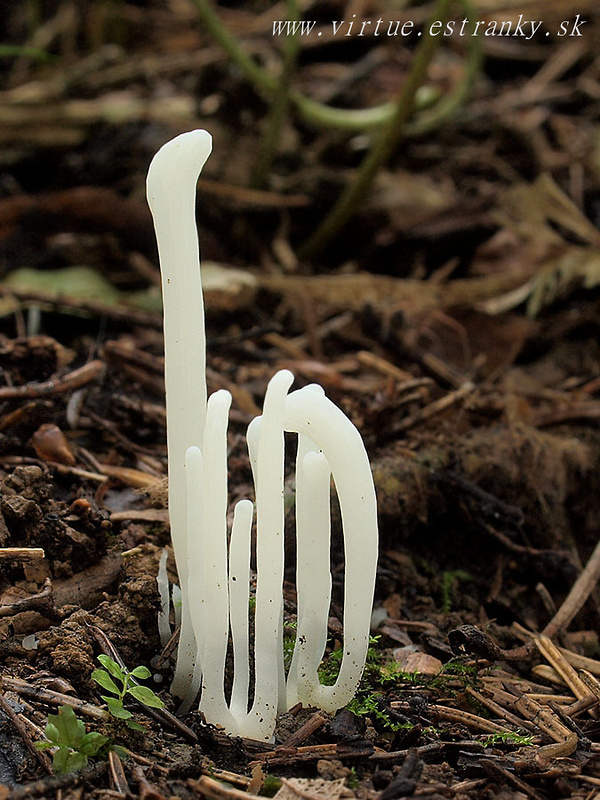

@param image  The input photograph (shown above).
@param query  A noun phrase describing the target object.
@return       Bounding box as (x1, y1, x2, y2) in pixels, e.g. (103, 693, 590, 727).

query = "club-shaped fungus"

(147, 130, 378, 741)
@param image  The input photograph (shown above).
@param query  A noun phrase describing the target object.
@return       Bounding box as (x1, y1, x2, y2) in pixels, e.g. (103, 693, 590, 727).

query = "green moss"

(440, 570, 473, 613)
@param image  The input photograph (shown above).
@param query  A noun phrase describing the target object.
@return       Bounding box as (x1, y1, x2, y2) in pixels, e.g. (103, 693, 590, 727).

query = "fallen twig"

(0, 360, 104, 399)
(390, 382, 475, 435)
(1, 675, 109, 721)
(536, 636, 597, 713)
(188, 775, 259, 800)
(543, 535, 600, 640)
(7, 761, 108, 800)
(280, 710, 329, 748)
(481, 759, 546, 800)
(0, 547, 45, 561)
(108, 750, 130, 795)
(0, 690, 52, 773)
(0, 578, 60, 620)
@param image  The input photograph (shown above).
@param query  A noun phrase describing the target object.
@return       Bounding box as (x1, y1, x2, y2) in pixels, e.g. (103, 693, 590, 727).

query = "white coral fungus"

(147, 130, 378, 741)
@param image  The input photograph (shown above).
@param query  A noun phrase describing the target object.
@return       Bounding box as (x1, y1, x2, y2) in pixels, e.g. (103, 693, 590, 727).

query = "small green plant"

(346, 767, 359, 791)
(438, 661, 478, 678)
(441, 569, 472, 613)
(283, 620, 297, 671)
(317, 636, 422, 732)
(262, 775, 283, 796)
(318, 643, 343, 687)
(322, 637, 483, 734)
(481, 731, 535, 748)
(319, 636, 406, 688)
(92, 655, 165, 731)
(347, 693, 412, 732)
(35, 705, 109, 774)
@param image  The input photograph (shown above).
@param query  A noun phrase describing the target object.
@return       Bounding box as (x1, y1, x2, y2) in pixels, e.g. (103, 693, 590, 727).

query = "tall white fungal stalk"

(147, 130, 378, 741)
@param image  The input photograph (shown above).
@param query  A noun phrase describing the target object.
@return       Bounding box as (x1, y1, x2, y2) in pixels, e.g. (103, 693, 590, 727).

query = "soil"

(2, 2, 600, 798)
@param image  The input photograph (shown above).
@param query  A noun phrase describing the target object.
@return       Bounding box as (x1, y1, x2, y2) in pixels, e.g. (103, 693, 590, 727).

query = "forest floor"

(2, 1, 600, 798)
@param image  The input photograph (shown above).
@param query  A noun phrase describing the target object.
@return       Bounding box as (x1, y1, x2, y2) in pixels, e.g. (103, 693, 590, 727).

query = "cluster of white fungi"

(147, 130, 378, 741)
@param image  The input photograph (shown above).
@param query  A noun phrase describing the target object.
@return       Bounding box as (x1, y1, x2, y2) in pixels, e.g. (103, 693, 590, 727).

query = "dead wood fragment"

(0, 91, 195, 147)
(250, 741, 374, 766)
(357, 350, 432, 387)
(52, 552, 122, 610)
(376, 748, 422, 800)
(546, 699, 588, 742)
(533, 400, 600, 428)
(0, 187, 155, 251)
(578, 670, 600, 706)
(0, 359, 104, 399)
(368, 741, 461, 763)
(385, 381, 475, 437)
(433, 469, 525, 533)
(6, 761, 108, 800)
(481, 759, 546, 800)
(451, 779, 487, 795)
(85, 411, 162, 461)
(1, 675, 109, 720)
(535, 636, 597, 713)
(0, 285, 164, 328)
(500, 683, 575, 747)
(132, 766, 169, 800)
(55, 48, 223, 93)
(281, 710, 329, 748)
(0, 547, 45, 561)
(260, 271, 534, 317)
(465, 686, 538, 734)
(110, 394, 166, 425)
(197, 177, 308, 208)
(110, 509, 169, 524)
(0, 578, 59, 620)
(47, 462, 109, 483)
(108, 750, 129, 795)
(0, 690, 52, 773)
(580, 775, 600, 791)
(97, 463, 163, 489)
(103, 340, 164, 374)
(542, 536, 600, 641)
(531, 663, 565, 687)
(278, 777, 354, 800)
(201, 767, 252, 789)
(427, 704, 513, 735)
(189, 775, 260, 800)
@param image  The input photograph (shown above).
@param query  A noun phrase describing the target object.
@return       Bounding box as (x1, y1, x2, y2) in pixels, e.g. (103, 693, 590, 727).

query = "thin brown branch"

(0, 360, 104, 399)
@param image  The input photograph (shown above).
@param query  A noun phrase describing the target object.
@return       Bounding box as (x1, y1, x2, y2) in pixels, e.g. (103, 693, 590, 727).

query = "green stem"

(189, 0, 415, 131)
(189, 0, 276, 94)
(189, 0, 479, 135)
(0, 44, 52, 60)
(252, 0, 301, 188)
(299, 0, 454, 259)
(407, 0, 482, 138)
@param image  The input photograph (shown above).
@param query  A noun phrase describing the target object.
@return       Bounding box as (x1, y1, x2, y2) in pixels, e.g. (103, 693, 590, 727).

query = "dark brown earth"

(2, 1, 600, 798)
